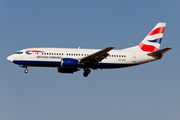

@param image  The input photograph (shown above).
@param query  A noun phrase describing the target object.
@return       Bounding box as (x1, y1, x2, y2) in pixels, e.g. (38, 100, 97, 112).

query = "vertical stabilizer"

(138, 23, 166, 52)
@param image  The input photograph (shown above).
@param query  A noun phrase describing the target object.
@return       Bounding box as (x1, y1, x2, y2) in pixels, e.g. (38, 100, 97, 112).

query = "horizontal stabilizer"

(147, 47, 173, 56)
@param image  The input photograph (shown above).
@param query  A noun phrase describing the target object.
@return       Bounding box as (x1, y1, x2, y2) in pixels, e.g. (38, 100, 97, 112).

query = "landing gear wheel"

(83, 68, 91, 77)
(83, 72, 88, 77)
(24, 69, 28, 73)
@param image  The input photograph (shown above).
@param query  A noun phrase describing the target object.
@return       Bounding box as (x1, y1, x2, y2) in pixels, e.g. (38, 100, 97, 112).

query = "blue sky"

(1, 0, 180, 120)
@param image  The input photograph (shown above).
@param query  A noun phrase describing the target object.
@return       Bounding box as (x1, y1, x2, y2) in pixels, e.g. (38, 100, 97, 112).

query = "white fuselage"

(7, 47, 158, 69)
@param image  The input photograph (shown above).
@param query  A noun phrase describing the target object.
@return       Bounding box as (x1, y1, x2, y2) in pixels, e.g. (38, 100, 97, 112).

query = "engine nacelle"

(61, 58, 78, 68)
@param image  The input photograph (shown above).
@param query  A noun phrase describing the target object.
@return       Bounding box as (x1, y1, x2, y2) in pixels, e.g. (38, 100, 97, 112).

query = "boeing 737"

(7, 23, 172, 77)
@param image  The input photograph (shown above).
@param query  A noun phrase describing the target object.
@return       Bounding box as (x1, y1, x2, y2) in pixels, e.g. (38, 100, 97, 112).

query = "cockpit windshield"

(15, 51, 23, 54)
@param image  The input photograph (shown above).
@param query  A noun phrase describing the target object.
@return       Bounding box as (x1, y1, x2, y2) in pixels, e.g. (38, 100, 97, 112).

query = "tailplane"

(147, 47, 172, 56)
(147, 47, 172, 59)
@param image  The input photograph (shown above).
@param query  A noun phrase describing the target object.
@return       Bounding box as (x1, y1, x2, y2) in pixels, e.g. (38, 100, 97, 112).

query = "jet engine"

(61, 58, 79, 68)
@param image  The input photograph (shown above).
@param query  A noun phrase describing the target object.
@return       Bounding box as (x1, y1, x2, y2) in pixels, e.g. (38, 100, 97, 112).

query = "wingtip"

(166, 47, 173, 50)
(106, 46, 115, 49)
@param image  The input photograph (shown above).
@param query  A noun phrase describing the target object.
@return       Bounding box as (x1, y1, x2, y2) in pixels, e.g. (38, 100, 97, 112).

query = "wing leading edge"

(80, 47, 115, 63)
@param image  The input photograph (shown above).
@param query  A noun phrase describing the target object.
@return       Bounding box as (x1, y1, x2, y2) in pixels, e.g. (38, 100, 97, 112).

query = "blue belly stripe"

(13, 60, 61, 67)
(13, 60, 137, 68)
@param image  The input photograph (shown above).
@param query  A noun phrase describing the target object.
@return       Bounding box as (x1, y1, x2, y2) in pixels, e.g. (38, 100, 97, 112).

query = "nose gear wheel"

(24, 68, 28, 73)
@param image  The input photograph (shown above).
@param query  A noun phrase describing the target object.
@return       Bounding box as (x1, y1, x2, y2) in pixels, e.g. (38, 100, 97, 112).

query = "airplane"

(7, 23, 172, 77)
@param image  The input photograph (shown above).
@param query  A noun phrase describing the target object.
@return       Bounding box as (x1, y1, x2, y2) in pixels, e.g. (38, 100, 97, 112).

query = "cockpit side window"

(15, 52, 23, 54)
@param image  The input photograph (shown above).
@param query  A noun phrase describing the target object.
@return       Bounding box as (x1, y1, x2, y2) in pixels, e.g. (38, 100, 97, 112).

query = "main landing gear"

(83, 68, 91, 77)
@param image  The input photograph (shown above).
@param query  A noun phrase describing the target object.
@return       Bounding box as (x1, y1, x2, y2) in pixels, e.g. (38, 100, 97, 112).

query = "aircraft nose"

(7, 55, 13, 62)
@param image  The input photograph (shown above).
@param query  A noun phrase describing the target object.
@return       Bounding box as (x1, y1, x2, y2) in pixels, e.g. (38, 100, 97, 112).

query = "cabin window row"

(66, 53, 89, 56)
(35, 52, 126, 58)
(36, 53, 64, 55)
(65, 53, 126, 57)
(109, 55, 126, 57)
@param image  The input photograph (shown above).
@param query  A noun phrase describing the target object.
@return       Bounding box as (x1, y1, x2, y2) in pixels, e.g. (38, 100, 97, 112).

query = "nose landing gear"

(24, 68, 28, 73)
(83, 68, 91, 77)
(19, 65, 28, 73)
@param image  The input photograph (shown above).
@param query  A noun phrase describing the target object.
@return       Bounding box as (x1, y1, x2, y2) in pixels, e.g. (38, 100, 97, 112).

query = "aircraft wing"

(80, 47, 115, 63)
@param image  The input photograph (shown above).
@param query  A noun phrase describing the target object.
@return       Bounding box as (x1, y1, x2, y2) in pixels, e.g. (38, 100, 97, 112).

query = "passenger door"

(132, 52, 136, 62)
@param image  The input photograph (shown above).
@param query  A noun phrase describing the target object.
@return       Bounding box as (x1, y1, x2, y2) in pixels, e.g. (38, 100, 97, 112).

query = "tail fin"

(138, 23, 166, 52)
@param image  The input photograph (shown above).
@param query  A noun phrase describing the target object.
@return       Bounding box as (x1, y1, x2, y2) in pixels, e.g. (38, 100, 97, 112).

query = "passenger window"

(49, 53, 51, 55)
(54, 53, 56, 55)
(44, 53, 46, 55)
